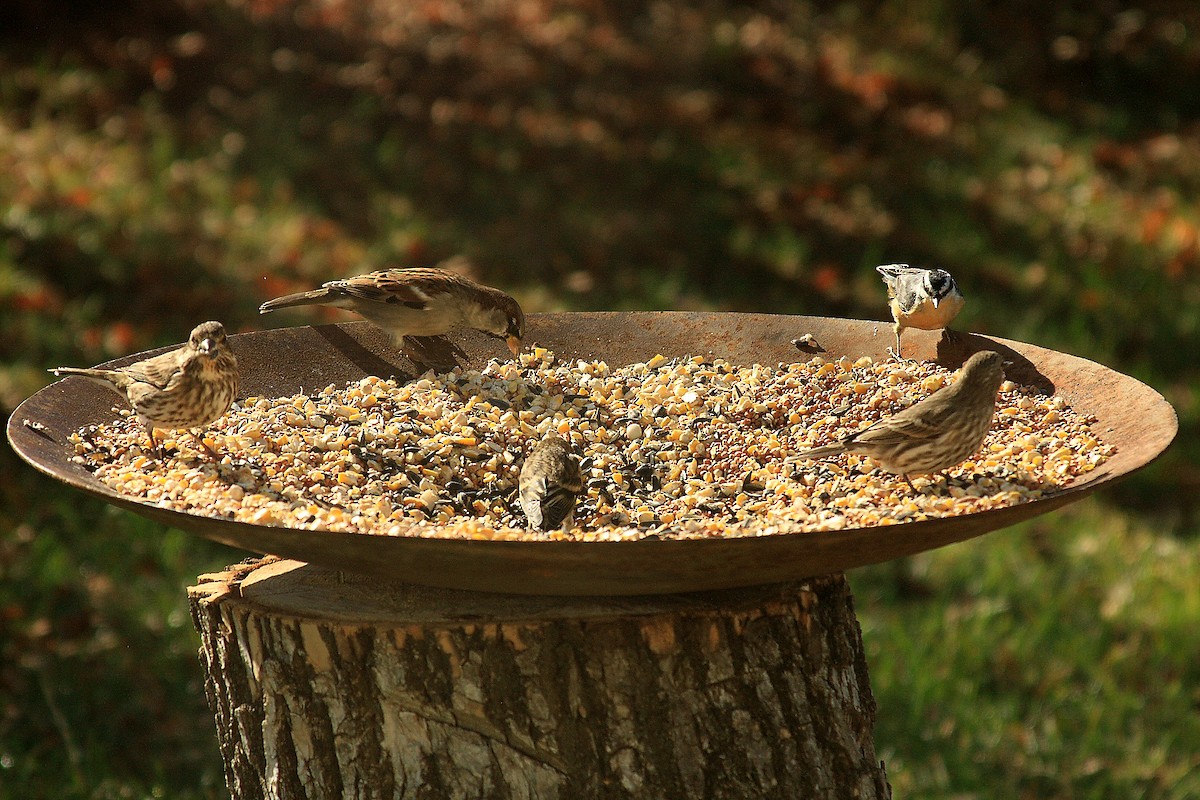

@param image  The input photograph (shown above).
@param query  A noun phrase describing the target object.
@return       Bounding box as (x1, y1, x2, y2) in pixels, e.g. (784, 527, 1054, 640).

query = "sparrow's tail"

(48, 366, 124, 391)
(259, 287, 336, 314)
(875, 263, 908, 279)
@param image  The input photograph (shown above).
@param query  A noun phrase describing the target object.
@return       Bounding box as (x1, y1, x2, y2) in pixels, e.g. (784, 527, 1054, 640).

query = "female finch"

(790, 350, 1005, 489)
(519, 435, 584, 532)
(51, 321, 239, 459)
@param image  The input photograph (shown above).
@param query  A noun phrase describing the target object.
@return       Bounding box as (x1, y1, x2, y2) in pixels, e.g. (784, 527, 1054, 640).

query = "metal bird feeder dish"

(8, 312, 1178, 595)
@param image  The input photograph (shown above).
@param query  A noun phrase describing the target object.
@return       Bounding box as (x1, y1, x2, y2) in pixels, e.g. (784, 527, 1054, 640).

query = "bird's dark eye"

(507, 319, 522, 338)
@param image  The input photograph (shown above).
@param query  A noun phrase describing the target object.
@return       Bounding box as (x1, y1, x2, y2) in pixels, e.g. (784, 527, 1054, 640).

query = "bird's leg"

(902, 473, 917, 492)
(147, 426, 164, 460)
(192, 429, 221, 460)
(925, 473, 949, 494)
(888, 324, 905, 361)
(398, 335, 429, 365)
(402, 335, 460, 372)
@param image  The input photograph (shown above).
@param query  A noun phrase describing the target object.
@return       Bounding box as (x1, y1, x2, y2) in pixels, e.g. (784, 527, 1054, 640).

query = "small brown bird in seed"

(876, 264, 965, 359)
(50, 321, 239, 459)
(789, 350, 1005, 489)
(259, 266, 525, 356)
(519, 434, 583, 532)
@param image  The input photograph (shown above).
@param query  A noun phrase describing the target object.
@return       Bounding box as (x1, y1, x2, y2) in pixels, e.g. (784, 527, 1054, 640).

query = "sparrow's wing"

(333, 271, 434, 309)
(556, 453, 584, 493)
(520, 477, 570, 529)
(121, 349, 187, 391)
(536, 485, 578, 530)
(852, 410, 942, 445)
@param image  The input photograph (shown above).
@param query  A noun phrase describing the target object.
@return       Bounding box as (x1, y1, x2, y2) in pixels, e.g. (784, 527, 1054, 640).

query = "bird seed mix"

(68, 348, 1115, 541)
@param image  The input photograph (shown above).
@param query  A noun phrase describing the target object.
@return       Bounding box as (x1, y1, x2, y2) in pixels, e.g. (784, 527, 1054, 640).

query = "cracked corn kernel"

(68, 349, 1115, 543)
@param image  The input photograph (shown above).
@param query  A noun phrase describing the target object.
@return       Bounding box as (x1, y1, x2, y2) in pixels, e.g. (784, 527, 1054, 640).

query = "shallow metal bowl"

(8, 312, 1177, 595)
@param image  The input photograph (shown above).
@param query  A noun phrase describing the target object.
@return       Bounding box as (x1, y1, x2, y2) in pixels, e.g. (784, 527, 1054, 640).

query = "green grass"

(0, 445, 235, 799)
(1, 0, 1198, 796)
(854, 499, 1200, 798)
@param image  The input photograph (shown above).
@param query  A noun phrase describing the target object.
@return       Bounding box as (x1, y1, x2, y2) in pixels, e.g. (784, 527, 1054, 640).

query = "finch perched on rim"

(50, 321, 239, 459)
(789, 350, 1005, 489)
(876, 263, 965, 359)
(519, 434, 584, 532)
(259, 266, 525, 356)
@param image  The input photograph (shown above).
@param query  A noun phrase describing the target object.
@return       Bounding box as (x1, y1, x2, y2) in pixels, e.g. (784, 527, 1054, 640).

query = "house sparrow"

(789, 350, 1004, 489)
(876, 264, 965, 359)
(519, 434, 583, 532)
(259, 267, 525, 356)
(50, 321, 239, 458)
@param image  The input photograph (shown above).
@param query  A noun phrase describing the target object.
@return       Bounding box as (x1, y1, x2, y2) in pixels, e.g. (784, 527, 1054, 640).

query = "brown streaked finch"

(51, 320, 239, 459)
(789, 350, 1005, 489)
(519, 434, 584, 532)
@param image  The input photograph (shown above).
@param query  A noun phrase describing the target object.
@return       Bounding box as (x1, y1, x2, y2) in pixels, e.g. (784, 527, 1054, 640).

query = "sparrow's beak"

(199, 338, 217, 355)
(932, 296, 940, 308)
(506, 335, 522, 356)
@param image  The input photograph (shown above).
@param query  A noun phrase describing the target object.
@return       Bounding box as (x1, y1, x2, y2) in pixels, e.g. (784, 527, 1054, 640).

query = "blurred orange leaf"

(406, 238, 430, 263)
(64, 187, 92, 208)
(1093, 140, 1137, 170)
(1079, 288, 1103, 310)
(812, 263, 841, 294)
(259, 274, 303, 300)
(10, 285, 60, 312)
(1168, 217, 1197, 253)
(106, 321, 137, 353)
(1141, 207, 1169, 245)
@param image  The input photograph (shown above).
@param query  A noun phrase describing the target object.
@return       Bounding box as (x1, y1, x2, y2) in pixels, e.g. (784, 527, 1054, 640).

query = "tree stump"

(188, 558, 891, 799)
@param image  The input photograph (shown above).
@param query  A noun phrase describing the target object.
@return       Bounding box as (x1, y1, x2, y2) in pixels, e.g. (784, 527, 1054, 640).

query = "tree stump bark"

(188, 558, 891, 800)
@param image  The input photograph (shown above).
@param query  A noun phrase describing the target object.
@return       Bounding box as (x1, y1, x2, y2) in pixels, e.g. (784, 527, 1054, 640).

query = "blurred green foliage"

(1, 0, 1197, 797)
